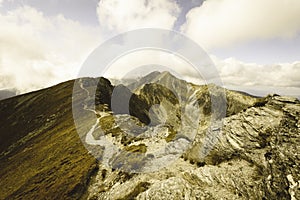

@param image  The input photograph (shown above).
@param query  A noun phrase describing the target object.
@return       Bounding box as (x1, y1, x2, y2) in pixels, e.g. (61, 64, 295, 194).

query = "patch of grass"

(165, 125, 176, 142)
(99, 115, 115, 132)
(124, 144, 147, 153)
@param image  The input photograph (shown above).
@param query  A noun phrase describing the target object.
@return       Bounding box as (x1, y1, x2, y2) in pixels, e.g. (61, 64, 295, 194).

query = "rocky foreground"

(0, 72, 299, 199)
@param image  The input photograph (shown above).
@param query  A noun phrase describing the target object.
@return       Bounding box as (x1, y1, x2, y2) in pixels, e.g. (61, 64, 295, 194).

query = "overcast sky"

(0, 0, 299, 97)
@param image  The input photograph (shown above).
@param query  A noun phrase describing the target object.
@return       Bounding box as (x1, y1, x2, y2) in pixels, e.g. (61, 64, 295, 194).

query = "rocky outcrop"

(126, 72, 258, 124)
(87, 94, 299, 200)
(110, 84, 151, 125)
(86, 72, 299, 199)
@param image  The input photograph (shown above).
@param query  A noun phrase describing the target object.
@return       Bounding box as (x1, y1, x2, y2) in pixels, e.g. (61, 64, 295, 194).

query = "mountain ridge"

(0, 72, 299, 199)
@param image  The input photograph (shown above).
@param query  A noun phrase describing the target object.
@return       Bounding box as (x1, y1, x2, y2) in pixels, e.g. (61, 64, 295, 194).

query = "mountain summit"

(0, 72, 299, 199)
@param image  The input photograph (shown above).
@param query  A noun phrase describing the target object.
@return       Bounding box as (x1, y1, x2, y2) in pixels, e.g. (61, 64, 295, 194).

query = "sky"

(0, 0, 299, 98)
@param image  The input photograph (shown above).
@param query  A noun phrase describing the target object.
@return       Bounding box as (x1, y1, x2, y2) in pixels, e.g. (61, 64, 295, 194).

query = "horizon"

(1, 70, 299, 101)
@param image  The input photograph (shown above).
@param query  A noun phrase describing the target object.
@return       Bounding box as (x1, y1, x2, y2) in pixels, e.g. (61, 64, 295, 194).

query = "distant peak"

(146, 71, 162, 77)
(160, 71, 174, 77)
(142, 71, 177, 80)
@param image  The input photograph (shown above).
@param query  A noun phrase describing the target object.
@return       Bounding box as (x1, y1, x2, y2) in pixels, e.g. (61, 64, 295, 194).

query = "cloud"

(103, 49, 202, 81)
(0, 0, 181, 93)
(0, 6, 101, 93)
(97, 0, 180, 33)
(1, 0, 299, 98)
(181, 0, 300, 50)
(103, 49, 300, 97)
(211, 56, 300, 88)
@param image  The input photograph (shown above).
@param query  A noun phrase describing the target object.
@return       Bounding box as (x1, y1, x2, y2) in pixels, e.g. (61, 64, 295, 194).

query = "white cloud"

(104, 49, 297, 89)
(97, 0, 180, 33)
(181, 0, 300, 50)
(211, 56, 300, 88)
(104, 49, 300, 97)
(1, 0, 299, 98)
(0, 6, 102, 93)
(103, 49, 202, 81)
(1, 0, 181, 93)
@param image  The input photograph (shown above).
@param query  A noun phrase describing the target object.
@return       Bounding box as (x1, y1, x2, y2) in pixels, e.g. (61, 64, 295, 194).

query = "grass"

(0, 80, 98, 200)
(124, 144, 147, 153)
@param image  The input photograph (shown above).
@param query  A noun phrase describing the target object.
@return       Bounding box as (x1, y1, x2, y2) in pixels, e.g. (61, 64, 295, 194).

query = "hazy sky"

(0, 0, 299, 97)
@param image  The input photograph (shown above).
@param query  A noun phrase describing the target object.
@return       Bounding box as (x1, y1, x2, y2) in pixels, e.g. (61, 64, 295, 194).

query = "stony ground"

(86, 95, 300, 200)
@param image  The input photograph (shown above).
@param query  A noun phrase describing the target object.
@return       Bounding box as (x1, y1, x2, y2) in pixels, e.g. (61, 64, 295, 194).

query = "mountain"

(0, 80, 98, 199)
(0, 89, 17, 100)
(0, 71, 299, 199)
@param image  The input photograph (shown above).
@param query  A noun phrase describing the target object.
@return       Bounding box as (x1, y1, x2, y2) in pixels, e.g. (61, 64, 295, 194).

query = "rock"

(86, 72, 299, 199)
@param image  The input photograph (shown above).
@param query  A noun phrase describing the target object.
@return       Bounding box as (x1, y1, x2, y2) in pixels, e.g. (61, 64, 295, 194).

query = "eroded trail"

(78, 79, 118, 163)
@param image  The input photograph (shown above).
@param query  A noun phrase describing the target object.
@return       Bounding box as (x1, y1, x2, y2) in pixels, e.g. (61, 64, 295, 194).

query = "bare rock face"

(85, 94, 299, 200)
(85, 73, 300, 200)
(180, 95, 299, 199)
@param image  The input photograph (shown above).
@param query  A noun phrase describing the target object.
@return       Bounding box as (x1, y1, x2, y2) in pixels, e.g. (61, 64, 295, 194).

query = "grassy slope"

(0, 80, 97, 199)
